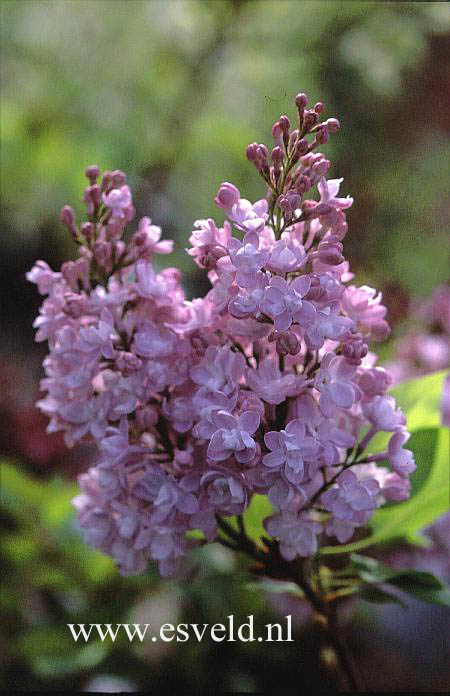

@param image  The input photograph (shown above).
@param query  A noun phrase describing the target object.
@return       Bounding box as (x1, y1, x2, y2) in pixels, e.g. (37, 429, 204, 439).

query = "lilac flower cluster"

(29, 94, 416, 576)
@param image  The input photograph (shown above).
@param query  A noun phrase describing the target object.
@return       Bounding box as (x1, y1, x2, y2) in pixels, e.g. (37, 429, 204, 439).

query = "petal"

(274, 310, 292, 332)
(317, 176, 329, 201)
(177, 493, 199, 514)
(329, 427, 355, 448)
(269, 276, 289, 291)
(213, 410, 237, 429)
(333, 358, 357, 380)
(291, 275, 311, 297)
(329, 382, 354, 408)
(268, 481, 291, 507)
(263, 449, 286, 468)
(319, 392, 335, 418)
(285, 419, 305, 439)
(238, 410, 260, 435)
(294, 300, 316, 324)
(236, 445, 255, 463)
(326, 178, 343, 199)
(264, 430, 281, 451)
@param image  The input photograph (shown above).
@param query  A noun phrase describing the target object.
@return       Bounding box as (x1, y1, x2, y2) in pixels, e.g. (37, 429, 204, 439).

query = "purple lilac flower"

(263, 420, 319, 486)
(246, 358, 310, 405)
(387, 430, 416, 478)
(102, 185, 132, 219)
(227, 230, 270, 287)
(362, 395, 406, 432)
(265, 511, 322, 558)
(190, 345, 245, 397)
(29, 95, 417, 575)
(321, 469, 380, 521)
(342, 284, 390, 341)
(260, 275, 316, 332)
(314, 353, 359, 417)
(208, 410, 260, 464)
(305, 302, 354, 350)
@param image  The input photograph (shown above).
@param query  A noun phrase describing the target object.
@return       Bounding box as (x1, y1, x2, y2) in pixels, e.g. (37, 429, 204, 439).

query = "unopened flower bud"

(173, 449, 193, 474)
(214, 182, 240, 210)
(111, 170, 127, 187)
(85, 165, 100, 184)
(93, 240, 111, 266)
(116, 351, 142, 375)
(295, 175, 312, 194)
(342, 333, 369, 366)
(278, 331, 301, 356)
(303, 110, 319, 131)
(101, 170, 113, 192)
(246, 142, 260, 163)
(295, 92, 308, 110)
(300, 153, 314, 168)
(313, 159, 330, 177)
(60, 205, 76, 228)
(272, 122, 283, 148)
(286, 190, 301, 210)
(314, 102, 324, 115)
(278, 115, 291, 133)
(317, 235, 344, 265)
(61, 257, 90, 292)
(271, 146, 284, 165)
(315, 126, 329, 144)
(84, 184, 101, 209)
(246, 142, 269, 172)
(80, 221, 94, 240)
(287, 128, 298, 153)
(113, 240, 125, 262)
(278, 191, 301, 217)
(257, 143, 269, 161)
(295, 139, 309, 156)
(325, 118, 340, 132)
(370, 320, 391, 342)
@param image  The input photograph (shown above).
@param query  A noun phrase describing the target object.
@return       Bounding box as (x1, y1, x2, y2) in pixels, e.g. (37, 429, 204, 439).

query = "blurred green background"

(1, 1, 449, 692)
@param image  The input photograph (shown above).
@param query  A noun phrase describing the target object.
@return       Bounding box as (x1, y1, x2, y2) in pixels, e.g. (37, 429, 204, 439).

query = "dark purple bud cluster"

(245, 94, 344, 237)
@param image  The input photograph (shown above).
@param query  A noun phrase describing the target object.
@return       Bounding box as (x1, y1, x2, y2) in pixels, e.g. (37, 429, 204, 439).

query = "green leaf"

(357, 584, 407, 608)
(407, 428, 439, 496)
(320, 371, 449, 555)
(1, 459, 78, 528)
(245, 579, 304, 597)
(386, 572, 450, 607)
(389, 370, 448, 431)
(349, 555, 450, 607)
(350, 554, 444, 586)
(233, 494, 273, 543)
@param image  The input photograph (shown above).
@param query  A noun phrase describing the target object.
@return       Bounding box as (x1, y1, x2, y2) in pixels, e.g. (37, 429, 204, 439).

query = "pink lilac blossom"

(29, 93, 417, 576)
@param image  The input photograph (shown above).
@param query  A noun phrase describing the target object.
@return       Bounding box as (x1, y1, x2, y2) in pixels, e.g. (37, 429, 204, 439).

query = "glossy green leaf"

(246, 579, 304, 598)
(389, 370, 448, 431)
(227, 494, 273, 544)
(351, 555, 450, 607)
(386, 574, 450, 607)
(357, 585, 407, 608)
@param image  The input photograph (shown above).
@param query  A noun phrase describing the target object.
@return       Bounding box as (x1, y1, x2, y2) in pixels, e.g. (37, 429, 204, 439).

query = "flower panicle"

(28, 92, 414, 577)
